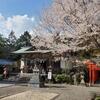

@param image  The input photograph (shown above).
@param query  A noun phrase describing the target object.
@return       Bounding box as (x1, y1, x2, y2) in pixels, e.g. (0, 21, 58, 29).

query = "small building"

(13, 46, 75, 75)
(12, 44, 78, 87)
(13, 47, 53, 74)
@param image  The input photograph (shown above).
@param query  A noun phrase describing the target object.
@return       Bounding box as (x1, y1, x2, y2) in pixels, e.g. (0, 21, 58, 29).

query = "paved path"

(0, 83, 14, 88)
(44, 84, 100, 100)
(0, 85, 31, 99)
(0, 91, 58, 100)
(37, 84, 100, 100)
(0, 84, 100, 100)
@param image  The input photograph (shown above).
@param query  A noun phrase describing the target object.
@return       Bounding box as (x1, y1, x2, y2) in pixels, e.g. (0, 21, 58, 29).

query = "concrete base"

(28, 84, 40, 88)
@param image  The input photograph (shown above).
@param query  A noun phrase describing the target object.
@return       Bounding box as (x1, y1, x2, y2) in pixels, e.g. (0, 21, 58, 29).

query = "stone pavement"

(0, 86, 31, 99)
(0, 91, 58, 100)
(0, 83, 14, 88)
(44, 84, 100, 100)
(0, 84, 100, 100)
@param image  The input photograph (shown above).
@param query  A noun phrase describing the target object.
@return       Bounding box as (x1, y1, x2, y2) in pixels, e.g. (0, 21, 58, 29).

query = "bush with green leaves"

(53, 74, 73, 84)
(0, 74, 3, 80)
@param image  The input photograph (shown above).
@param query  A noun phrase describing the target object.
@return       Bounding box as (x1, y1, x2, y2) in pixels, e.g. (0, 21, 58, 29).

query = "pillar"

(20, 58, 25, 74)
(89, 64, 92, 86)
(92, 69, 95, 85)
(48, 57, 52, 80)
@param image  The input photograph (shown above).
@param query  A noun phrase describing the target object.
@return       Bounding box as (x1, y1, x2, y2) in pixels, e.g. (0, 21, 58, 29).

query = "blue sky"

(0, 0, 52, 37)
(0, 0, 52, 17)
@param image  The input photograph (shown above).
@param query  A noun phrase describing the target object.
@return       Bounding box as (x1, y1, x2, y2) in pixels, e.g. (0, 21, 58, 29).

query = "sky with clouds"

(0, 0, 52, 37)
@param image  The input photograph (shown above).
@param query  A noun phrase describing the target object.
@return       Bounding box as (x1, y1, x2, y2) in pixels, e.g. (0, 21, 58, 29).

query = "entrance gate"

(87, 62, 100, 84)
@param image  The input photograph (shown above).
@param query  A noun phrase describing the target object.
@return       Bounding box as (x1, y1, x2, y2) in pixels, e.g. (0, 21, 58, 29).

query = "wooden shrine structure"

(86, 60, 100, 85)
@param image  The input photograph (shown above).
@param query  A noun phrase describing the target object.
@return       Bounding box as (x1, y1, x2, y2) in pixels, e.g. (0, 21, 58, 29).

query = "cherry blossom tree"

(41, 0, 100, 50)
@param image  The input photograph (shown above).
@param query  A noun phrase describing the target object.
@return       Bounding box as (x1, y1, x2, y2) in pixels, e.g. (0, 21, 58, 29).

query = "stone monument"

(73, 74, 77, 85)
(80, 72, 85, 85)
(29, 64, 40, 87)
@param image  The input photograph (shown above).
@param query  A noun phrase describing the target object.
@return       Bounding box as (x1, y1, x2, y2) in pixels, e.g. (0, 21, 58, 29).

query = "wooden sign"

(48, 71, 52, 80)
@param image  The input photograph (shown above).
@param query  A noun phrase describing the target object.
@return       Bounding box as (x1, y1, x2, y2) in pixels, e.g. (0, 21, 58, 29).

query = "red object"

(86, 61, 100, 84)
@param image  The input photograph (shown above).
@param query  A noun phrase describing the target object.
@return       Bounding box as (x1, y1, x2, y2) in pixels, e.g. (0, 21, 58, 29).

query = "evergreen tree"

(3, 31, 17, 60)
(8, 30, 17, 47)
(15, 31, 32, 49)
(0, 34, 8, 58)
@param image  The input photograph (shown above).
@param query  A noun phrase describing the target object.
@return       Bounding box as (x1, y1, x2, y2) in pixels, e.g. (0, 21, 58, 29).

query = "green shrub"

(95, 96, 100, 100)
(0, 75, 3, 80)
(53, 74, 73, 84)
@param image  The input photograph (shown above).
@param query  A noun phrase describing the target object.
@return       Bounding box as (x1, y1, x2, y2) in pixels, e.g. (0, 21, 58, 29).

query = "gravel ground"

(0, 84, 100, 100)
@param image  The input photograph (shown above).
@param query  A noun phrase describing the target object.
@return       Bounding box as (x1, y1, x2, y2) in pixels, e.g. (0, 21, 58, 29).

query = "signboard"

(48, 71, 52, 80)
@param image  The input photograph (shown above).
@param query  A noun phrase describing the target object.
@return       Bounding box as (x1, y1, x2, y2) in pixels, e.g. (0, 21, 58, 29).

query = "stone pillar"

(80, 73, 85, 85)
(73, 74, 77, 85)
